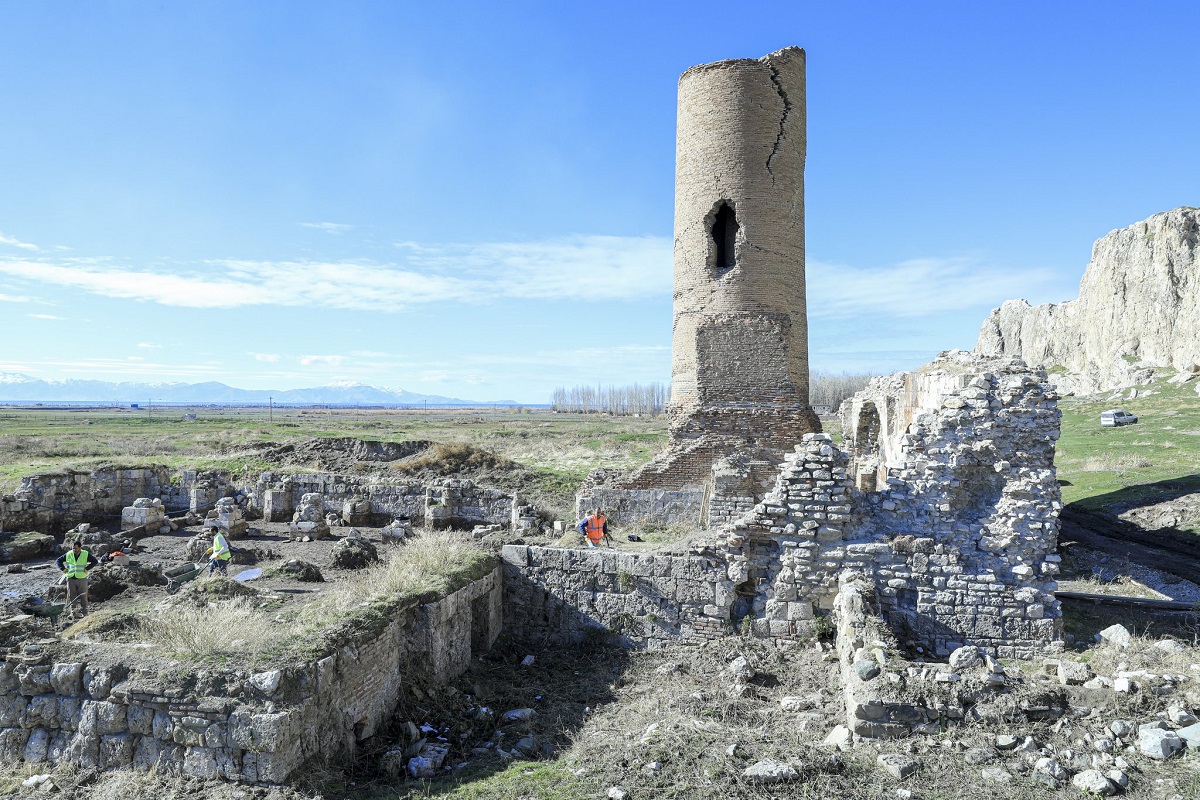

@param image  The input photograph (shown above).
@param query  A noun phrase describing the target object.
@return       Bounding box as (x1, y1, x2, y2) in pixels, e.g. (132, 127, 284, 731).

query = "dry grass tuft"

(304, 531, 493, 625)
(1080, 453, 1155, 471)
(138, 596, 286, 659)
(133, 531, 493, 663)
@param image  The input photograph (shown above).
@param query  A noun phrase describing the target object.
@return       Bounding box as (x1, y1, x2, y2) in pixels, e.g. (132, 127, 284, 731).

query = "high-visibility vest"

(212, 533, 231, 561)
(584, 515, 606, 545)
(65, 549, 90, 579)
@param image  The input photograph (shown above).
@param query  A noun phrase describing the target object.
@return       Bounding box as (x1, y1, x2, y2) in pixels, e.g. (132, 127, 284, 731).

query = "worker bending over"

(577, 507, 611, 548)
(207, 529, 232, 575)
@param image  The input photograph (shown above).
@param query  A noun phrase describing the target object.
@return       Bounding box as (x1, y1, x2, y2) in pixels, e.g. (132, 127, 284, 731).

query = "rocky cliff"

(976, 207, 1200, 394)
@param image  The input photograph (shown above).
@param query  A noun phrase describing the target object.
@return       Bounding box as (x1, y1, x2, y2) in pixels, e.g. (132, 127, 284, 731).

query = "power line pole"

(269, 396, 273, 423)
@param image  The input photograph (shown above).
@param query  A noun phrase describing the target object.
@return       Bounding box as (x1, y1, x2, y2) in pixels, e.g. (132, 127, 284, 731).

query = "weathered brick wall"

(0, 568, 502, 782)
(621, 47, 819, 491)
(501, 545, 731, 648)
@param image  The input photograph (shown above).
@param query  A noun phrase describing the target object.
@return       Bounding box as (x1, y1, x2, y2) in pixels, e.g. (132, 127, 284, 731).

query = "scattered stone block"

(1072, 769, 1116, 796)
(407, 742, 449, 778)
(1057, 661, 1092, 685)
(947, 646, 981, 671)
(1137, 727, 1183, 760)
(877, 753, 920, 779)
(1177, 722, 1200, 749)
(1098, 624, 1132, 649)
(743, 758, 798, 784)
(981, 767, 1012, 783)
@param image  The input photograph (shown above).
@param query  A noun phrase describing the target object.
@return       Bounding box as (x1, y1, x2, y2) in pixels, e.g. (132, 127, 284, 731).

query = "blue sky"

(1, 1, 1197, 402)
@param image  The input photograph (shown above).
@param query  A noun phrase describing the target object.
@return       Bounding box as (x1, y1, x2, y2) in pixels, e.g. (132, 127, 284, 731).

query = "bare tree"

(551, 382, 668, 416)
(809, 370, 874, 410)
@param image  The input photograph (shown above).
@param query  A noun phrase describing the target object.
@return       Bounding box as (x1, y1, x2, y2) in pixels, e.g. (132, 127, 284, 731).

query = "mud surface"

(0, 519, 401, 625)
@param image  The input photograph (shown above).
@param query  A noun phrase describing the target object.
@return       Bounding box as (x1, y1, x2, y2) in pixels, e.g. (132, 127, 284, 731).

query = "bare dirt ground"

(1, 520, 397, 627)
(1060, 507, 1200, 587)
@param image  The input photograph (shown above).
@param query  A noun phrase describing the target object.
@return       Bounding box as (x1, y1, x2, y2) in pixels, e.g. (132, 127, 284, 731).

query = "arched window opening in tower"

(711, 201, 739, 276)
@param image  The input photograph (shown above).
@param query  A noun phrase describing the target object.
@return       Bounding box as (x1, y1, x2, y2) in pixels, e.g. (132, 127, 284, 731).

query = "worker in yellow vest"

(576, 508, 611, 548)
(54, 540, 98, 616)
(206, 529, 232, 575)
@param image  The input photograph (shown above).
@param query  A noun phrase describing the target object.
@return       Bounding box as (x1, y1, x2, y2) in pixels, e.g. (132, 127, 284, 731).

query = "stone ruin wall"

(501, 545, 730, 649)
(0, 468, 235, 535)
(623, 46, 819, 492)
(724, 351, 1062, 658)
(2, 466, 528, 541)
(250, 473, 527, 531)
(527, 352, 1064, 659)
(0, 568, 502, 782)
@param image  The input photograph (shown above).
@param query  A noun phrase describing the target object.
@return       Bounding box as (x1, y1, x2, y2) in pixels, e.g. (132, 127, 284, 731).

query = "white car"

(1100, 409, 1138, 427)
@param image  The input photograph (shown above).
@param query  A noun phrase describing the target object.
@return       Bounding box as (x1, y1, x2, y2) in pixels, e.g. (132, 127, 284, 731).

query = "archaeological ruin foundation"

(0, 46, 1080, 786)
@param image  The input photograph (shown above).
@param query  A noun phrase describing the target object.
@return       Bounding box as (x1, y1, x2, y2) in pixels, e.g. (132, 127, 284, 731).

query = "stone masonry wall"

(1, 466, 523, 539)
(1, 467, 233, 535)
(552, 352, 1063, 660)
(723, 351, 1062, 658)
(501, 545, 731, 649)
(573, 487, 705, 528)
(0, 568, 502, 782)
(252, 473, 517, 530)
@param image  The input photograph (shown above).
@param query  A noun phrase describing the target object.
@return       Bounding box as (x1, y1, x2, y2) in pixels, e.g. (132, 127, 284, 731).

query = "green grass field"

(0, 405, 670, 518)
(4, 376, 1199, 520)
(1055, 375, 1200, 521)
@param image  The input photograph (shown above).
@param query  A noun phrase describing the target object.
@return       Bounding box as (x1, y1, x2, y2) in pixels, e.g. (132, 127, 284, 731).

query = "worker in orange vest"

(576, 507, 611, 548)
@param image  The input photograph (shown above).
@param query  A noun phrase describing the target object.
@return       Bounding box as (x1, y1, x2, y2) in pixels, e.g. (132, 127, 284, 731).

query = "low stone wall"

(501, 545, 730, 648)
(3, 465, 527, 541)
(573, 487, 705, 527)
(0, 568, 502, 782)
(253, 473, 518, 530)
(832, 580, 1066, 739)
(1, 467, 234, 535)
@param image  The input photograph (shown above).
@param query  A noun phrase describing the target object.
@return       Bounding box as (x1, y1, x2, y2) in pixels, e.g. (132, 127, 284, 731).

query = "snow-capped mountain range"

(0, 373, 517, 406)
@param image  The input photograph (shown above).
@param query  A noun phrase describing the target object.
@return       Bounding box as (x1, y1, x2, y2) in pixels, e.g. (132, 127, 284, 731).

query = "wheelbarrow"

(165, 561, 208, 594)
(20, 594, 87, 629)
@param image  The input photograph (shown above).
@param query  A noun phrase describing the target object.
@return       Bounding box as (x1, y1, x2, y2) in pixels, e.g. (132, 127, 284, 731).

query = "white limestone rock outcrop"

(976, 207, 1200, 394)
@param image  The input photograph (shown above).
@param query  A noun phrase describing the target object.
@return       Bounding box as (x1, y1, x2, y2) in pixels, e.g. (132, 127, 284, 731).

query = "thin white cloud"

(300, 222, 354, 234)
(0, 235, 671, 311)
(0, 293, 31, 302)
(28, 313, 62, 320)
(0, 358, 223, 377)
(0, 233, 38, 251)
(806, 256, 1071, 319)
(300, 354, 346, 367)
(137, 342, 162, 350)
(250, 352, 281, 363)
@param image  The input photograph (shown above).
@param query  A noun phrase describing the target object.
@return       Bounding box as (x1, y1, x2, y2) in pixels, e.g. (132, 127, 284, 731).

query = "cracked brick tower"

(627, 46, 821, 490)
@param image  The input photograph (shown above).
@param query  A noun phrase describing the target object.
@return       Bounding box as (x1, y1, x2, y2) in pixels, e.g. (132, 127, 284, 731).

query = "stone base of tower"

(575, 402, 821, 529)
(624, 401, 822, 490)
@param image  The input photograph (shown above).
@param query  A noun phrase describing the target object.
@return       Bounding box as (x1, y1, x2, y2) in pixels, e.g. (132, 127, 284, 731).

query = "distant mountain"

(0, 373, 518, 406)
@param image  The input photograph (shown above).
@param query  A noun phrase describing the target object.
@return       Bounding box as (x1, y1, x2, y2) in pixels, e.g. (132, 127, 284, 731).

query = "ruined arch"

(853, 401, 882, 492)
